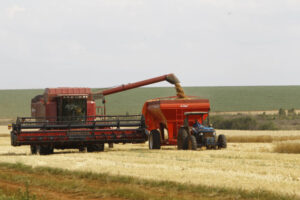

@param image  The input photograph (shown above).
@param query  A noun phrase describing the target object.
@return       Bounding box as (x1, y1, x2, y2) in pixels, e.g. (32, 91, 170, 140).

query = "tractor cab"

(177, 112, 227, 150)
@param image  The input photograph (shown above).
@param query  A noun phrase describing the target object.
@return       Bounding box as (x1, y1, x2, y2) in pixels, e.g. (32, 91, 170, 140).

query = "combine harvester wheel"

(87, 144, 105, 152)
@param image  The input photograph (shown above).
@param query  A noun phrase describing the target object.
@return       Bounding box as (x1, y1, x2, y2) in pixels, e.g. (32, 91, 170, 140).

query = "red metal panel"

(87, 100, 96, 116)
(31, 101, 45, 118)
(46, 101, 57, 121)
(46, 87, 91, 95)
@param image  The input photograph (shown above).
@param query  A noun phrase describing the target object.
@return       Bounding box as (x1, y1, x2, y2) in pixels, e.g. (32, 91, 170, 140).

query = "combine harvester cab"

(11, 88, 147, 155)
(142, 96, 227, 150)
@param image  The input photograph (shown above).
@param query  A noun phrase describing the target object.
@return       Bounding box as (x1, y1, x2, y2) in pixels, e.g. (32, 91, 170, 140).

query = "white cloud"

(6, 4, 26, 19)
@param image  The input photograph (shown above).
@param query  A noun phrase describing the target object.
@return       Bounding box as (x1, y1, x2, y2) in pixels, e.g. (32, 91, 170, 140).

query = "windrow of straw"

(273, 141, 300, 154)
(227, 135, 300, 143)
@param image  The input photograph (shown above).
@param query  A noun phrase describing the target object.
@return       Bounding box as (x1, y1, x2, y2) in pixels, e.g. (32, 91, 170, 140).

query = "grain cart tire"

(218, 134, 227, 149)
(184, 135, 197, 150)
(30, 145, 37, 155)
(149, 130, 161, 149)
(177, 127, 188, 150)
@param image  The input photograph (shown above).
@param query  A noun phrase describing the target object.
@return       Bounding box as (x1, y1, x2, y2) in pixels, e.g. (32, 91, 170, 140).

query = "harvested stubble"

(273, 141, 300, 154)
(1, 137, 300, 197)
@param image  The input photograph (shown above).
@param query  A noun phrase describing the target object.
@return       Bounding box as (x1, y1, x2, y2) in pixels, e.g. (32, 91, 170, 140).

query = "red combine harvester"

(10, 74, 180, 154)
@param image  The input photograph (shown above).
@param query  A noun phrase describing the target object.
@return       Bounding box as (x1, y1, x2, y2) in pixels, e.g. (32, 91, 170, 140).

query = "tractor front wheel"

(149, 130, 161, 149)
(218, 134, 227, 149)
(177, 127, 188, 150)
(184, 135, 197, 150)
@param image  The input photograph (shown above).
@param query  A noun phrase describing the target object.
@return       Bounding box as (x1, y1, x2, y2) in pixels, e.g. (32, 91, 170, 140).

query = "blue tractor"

(177, 112, 227, 150)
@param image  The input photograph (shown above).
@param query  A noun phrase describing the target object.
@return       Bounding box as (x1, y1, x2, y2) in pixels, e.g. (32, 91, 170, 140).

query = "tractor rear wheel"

(149, 130, 161, 149)
(218, 134, 227, 149)
(177, 127, 188, 150)
(184, 135, 197, 150)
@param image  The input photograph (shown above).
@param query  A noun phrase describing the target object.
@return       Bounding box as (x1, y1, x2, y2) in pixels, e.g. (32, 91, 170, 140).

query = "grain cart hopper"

(10, 74, 180, 155)
(142, 97, 227, 150)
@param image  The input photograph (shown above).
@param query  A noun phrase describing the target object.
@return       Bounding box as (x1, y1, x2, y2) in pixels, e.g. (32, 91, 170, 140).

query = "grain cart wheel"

(218, 134, 227, 149)
(177, 127, 188, 150)
(184, 135, 197, 150)
(149, 130, 161, 149)
(30, 145, 37, 155)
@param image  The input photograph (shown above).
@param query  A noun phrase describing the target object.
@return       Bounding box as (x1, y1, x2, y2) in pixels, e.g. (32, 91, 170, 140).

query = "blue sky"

(0, 0, 300, 89)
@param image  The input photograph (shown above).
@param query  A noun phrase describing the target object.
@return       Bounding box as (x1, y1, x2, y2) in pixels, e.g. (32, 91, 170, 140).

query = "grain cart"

(142, 97, 227, 150)
(10, 74, 180, 155)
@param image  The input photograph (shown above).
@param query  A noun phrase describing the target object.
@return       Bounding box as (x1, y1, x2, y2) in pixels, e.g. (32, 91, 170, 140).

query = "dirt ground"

(0, 127, 300, 198)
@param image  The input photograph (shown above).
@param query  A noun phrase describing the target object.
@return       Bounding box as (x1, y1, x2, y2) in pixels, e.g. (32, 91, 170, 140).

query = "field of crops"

(1, 86, 300, 118)
(0, 127, 299, 199)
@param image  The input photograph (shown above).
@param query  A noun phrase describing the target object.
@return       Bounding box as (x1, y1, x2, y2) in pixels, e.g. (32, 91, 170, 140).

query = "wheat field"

(0, 127, 300, 197)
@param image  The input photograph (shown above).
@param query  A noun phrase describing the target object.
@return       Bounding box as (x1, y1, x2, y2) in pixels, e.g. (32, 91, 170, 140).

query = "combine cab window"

(57, 97, 87, 121)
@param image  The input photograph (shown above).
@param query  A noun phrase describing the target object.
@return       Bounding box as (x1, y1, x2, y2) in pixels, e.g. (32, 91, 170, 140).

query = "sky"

(0, 0, 300, 89)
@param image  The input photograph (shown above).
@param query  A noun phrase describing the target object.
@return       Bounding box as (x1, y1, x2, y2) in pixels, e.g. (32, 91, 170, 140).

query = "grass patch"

(0, 162, 296, 200)
(273, 141, 300, 154)
(0, 187, 36, 200)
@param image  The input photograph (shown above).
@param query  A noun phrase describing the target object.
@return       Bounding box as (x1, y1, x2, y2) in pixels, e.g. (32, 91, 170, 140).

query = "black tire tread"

(149, 130, 161, 149)
(184, 135, 197, 150)
(177, 127, 188, 150)
(218, 134, 227, 148)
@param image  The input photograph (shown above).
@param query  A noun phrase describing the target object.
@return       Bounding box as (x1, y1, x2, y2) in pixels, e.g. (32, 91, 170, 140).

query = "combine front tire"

(218, 134, 227, 149)
(149, 130, 161, 149)
(37, 145, 53, 155)
(30, 145, 37, 155)
(87, 144, 104, 152)
(177, 127, 188, 150)
(184, 135, 197, 150)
